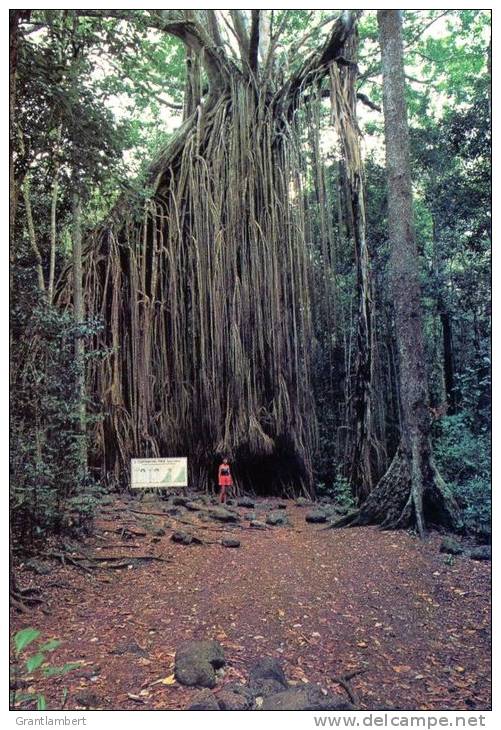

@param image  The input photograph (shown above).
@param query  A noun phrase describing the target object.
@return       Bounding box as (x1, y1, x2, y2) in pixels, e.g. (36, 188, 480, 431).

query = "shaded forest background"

(10, 10, 491, 546)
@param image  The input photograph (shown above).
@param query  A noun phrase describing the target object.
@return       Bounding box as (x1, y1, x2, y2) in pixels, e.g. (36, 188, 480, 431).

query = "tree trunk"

(330, 31, 383, 501)
(9, 12, 20, 256)
(183, 48, 202, 121)
(432, 217, 458, 412)
(440, 304, 457, 412)
(9, 11, 30, 255)
(336, 10, 461, 535)
(48, 127, 62, 304)
(21, 169, 46, 293)
(58, 10, 364, 494)
(72, 187, 87, 467)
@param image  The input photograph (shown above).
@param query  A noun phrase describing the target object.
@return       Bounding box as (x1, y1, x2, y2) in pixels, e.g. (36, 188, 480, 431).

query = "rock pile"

(180, 650, 353, 711)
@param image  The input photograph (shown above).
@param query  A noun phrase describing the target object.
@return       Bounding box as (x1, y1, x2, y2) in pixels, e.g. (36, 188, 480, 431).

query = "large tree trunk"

(336, 10, 461, 535)
(57, 11, 361, 495)
(73, 85, 319, 494)
(331, 31, 383, 501)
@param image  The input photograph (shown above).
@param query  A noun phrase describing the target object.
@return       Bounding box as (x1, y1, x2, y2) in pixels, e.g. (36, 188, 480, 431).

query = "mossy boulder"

(439, 537, 463, 555)
(305, 510, 328, 524)
(262, 684, 353, 711)
(469, 545, 491, 561)
(175, 640, 225, 688)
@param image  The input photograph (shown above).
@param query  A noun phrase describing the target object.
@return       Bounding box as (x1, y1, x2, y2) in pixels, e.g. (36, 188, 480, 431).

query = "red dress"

(218, 464, 233, 487)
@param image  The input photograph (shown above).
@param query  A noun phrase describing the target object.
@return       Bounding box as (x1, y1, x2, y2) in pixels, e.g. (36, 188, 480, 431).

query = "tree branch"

(285, 11, 361, 104)
(263, 9, 290, 71)
(356, 92, 381, 112)
(258, 10, 271, 64)
(76, 9, 237, 92)
(249, 10, 260, 73)
(287, 12, 339, 57)
(205, 10, 224, 48)
(404, 10, 452, 48)
(229, 10, 250, 63)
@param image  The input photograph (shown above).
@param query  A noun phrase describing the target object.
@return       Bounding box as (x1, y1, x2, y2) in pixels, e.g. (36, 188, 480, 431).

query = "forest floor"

(11, 495, 491, 711)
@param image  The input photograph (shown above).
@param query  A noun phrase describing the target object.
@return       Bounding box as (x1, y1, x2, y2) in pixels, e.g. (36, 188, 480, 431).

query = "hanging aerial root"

(59, 81, 333, 495)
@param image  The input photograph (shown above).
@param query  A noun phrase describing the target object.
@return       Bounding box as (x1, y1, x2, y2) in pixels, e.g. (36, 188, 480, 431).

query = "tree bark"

(72, 187, 87, 467)
(330, 30, 382, 501)
(380, 9, 430, 536)
(335, 10, 461, 535)
(22, 170, 46, 293)
(9, 12, 21, 254)
(440, 303, 457, 412)
(48, 109, 63, 303)
(183, 48, 202, 121)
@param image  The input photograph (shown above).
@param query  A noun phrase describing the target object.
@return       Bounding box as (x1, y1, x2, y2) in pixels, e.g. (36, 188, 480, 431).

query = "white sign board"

(131, 457, 188, 489)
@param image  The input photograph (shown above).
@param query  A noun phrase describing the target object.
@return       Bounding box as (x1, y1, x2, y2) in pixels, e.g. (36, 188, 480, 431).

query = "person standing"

(218, 457, 233, 504)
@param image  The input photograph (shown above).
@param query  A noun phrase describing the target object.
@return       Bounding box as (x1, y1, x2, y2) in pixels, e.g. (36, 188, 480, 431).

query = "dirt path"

(11, 498, 491, 711)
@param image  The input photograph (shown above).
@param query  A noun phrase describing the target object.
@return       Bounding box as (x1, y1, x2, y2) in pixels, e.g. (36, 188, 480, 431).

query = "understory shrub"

(433, 412, 491, 538)
(10, 296, 106, 544)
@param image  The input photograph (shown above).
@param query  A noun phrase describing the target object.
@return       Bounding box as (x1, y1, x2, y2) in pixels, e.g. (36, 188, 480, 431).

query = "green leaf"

(37, 694, 47, 711)
(26, 653, 46, 672)
(13, 692, 37, 705)
(39, 639, 62, 652)
(14, 628, 40, 655)
(44, 661, 82, 677)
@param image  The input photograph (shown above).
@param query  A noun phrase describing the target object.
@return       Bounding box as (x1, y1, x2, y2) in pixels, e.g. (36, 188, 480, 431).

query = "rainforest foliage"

(10, 10, 491, 544)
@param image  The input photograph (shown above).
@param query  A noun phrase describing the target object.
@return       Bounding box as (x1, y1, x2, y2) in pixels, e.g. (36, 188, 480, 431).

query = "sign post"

(131, 457, 188, 491)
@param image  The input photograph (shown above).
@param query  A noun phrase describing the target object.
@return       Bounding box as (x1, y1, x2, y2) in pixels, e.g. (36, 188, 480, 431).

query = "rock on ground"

(172, 496, 192, 506)
(186, 689, 220, 710)
(210, 507, 240, 523)
(266, 511, 288, 526)
(250, 520, 267, 529)
(249, 657, 288, 687)
(74, 690, 100, 708)
(175, 640, 226, 688)
(305, 510, 328, 524)
(217, 684, 254, 710)
(238, 497, 255, 508)
(262, 684, 353, 711)
(222, 538, 240, 548)
(248, 657, 289, 698)
(256, 502, 272, 512)
(186, 684, 254, 711)
(469, 545, 491, 561)
(185, 501, 205, 512)
(171, 530, 193, 545)
(440, 537, 463, 555)
(110, 641, 148, 657)
(25, 559, 51, 575)
(295, 497, 311, 507)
